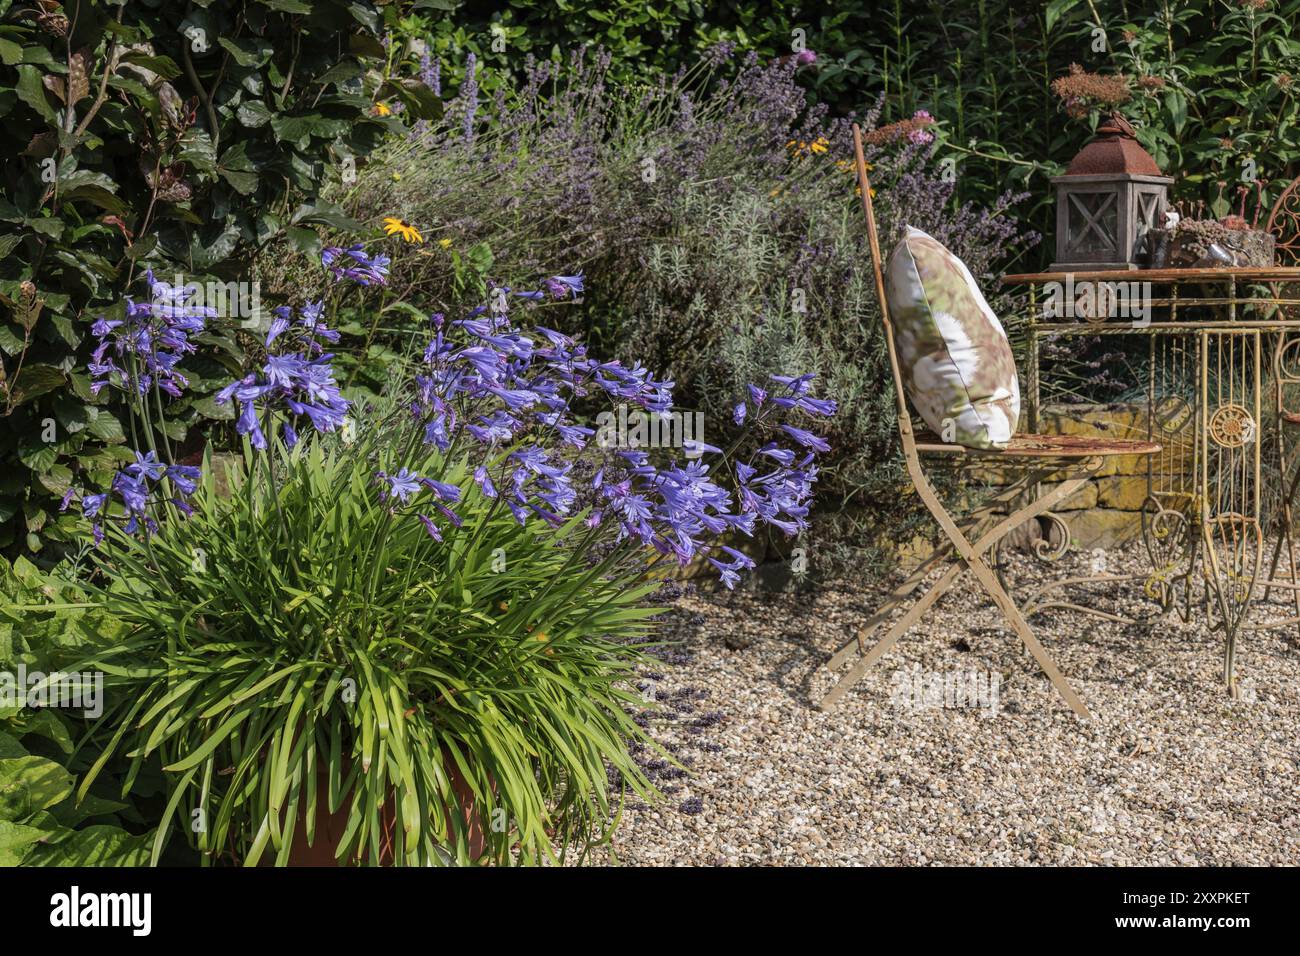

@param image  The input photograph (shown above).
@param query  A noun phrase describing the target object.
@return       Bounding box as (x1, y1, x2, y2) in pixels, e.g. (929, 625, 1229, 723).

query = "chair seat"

(914, 431, 1161, 458)
(1282, 411, 1300, 426)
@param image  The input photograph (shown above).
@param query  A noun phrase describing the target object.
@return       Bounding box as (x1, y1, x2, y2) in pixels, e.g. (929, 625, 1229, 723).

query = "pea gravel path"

(598, 546, 1300, 866)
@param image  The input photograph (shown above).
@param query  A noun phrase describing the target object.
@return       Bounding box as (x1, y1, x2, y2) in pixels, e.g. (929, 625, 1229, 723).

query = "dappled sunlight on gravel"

(594, 545, 1300, 865)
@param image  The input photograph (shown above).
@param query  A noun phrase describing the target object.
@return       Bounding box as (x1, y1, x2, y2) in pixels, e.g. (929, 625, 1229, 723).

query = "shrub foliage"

(0, 0, 414, 556)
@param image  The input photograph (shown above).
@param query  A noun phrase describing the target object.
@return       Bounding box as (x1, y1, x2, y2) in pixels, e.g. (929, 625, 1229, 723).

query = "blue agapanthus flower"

(89, 271, 215, 398)
(321, 244, 391, 286)
(215, 303, 350, 450)
(372, 273, 834, 589)
(63, 447, 202, 545)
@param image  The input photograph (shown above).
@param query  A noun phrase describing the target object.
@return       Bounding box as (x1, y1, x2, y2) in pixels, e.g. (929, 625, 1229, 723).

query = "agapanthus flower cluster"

(374, 466, 464, 541)
(385, 275, 836, 588)
(89, 271, 216, 398)
(61, 450, 200, 545)
(321, 244, 391, 286)
(215, 300, 349, 449)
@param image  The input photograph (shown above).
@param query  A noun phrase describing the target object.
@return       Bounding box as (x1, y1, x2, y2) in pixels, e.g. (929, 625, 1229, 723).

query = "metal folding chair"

(819, 125, 1163, 717)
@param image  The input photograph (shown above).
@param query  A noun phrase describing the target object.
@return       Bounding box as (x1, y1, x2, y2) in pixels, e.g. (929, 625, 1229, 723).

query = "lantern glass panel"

(1067, 191, 1118, 256)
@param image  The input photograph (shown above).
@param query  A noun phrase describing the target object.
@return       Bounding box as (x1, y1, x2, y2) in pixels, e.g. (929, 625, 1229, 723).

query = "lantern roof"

(1064, 113, 1164, 177)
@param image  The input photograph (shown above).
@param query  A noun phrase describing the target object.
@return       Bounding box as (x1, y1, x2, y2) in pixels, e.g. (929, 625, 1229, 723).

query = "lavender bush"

(261, 44, 1037, 575)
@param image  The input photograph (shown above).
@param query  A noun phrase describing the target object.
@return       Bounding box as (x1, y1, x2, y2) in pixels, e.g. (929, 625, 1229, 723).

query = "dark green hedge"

(0, 0, 427, 557)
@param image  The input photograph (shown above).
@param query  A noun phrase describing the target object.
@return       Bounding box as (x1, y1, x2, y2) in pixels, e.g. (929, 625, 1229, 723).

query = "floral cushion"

(884, 226, 1020, 448)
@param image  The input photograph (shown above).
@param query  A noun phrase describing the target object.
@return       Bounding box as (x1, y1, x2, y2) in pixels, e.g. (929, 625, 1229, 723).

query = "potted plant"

(26, 252, 833, 864)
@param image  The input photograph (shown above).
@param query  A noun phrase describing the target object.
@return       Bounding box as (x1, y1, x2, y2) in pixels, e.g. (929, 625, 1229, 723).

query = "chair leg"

(826, 465, 1062, 670)
(819, 560, 963, 710)
(821, 466, 1093, 715)
(825, 547, 951, 671)
(915, 461, 1094, 718)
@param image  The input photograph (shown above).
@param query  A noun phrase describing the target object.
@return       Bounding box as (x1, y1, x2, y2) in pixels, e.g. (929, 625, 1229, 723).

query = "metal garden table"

(1001, 266, 1300, 695)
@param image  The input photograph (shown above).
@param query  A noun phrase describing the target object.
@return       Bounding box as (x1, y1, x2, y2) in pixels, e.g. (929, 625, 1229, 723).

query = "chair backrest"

(850, 123, 917, 449)
(1265, 175, 1300, 267)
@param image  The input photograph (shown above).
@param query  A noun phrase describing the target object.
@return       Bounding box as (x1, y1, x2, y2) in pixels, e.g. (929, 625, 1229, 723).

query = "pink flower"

(795, 49, 817, 66)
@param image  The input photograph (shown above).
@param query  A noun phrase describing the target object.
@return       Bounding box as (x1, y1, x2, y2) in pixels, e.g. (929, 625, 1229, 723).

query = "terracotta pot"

(286, 752, 487, 866)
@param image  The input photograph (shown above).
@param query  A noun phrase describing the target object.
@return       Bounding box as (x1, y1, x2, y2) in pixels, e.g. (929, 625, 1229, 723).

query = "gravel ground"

(597, 545, 1300, 865)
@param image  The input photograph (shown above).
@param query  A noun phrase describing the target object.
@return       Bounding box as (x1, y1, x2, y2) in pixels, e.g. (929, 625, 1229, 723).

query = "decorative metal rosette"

(1209, 403, 1256, 448)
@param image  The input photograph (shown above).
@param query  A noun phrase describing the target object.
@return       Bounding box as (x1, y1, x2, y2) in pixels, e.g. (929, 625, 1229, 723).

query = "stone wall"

(1024, 403, 1158, 551)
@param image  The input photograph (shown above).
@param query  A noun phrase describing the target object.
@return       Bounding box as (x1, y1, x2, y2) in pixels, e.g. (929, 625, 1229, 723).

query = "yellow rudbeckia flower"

(382, 217, 423, 244)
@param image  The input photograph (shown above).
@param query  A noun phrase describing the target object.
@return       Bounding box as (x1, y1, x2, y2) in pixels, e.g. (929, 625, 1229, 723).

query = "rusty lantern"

(1050, 113, 1173, 271)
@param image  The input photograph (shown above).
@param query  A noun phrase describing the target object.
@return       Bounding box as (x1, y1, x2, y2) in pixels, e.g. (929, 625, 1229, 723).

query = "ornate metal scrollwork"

(1209, 403, 1257, 448)
(1033, 512, 1071, 561)
(1264, 174, 1300, 268)
(1274, 334, 1300, 384)
(1141, 494, 1195, 612)
(1153, 394, 1194, 435)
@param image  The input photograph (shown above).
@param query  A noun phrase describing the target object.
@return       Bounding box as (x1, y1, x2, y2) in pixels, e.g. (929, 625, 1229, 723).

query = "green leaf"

(286, 226, 321, 257)
(236, 98, 272, 128)
(16, 439, 57, 472)
(9, 366, 65, 406)
(118, 51, 182, 81)
(0, 755, 75, 817)
(259, 0, 313, 12)
(21, 826, 151, 866)
(0, 820, 52, 856)
(15, 65, 57, 122)
(217, 142, 262, 195)
(191, 396, 236, 421)
(218, 37, 274, 69)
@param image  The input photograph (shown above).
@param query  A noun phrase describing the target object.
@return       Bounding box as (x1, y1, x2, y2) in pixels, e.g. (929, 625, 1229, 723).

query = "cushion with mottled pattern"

(884, 226, 1020, 448)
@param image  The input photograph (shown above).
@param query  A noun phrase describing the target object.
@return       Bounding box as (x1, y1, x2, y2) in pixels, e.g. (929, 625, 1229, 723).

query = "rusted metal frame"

(1034, 321, 1300, 334)
(1197, 327, 1264, 695)
(1020, 272, 1285, 692)
(899, 453, 1094, 716)
(819, 456, 1100, 714)
(1262, 329, 1300, 634)
(1017, 573, 1151, 622)
(826, 464, 1060, 670)
(826, 126, 1097, 718)
(1004, 266, 1300, 285)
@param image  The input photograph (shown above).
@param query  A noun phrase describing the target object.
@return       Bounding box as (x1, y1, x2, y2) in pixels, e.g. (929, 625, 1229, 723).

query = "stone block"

(1059, 508, 1143, 550)
(1095, 474, 1151, 511)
